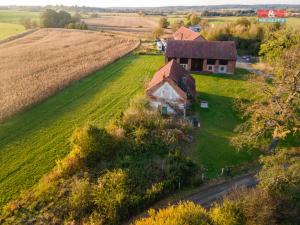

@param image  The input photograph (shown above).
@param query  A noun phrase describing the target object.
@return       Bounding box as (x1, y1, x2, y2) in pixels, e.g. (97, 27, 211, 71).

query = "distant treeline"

(3, 4, 300, 14)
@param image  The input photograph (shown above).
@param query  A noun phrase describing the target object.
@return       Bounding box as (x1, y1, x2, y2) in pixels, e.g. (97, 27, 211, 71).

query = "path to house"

(236, 60, 273, 78)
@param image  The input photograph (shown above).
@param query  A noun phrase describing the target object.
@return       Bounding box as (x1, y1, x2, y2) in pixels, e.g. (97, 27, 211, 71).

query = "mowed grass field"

(193, 70, 261, 178)
(0, 10, 40, 23)
(0, 10, 40, 39)
(0, 54, 164, 207)
(0, 22, 25, 40)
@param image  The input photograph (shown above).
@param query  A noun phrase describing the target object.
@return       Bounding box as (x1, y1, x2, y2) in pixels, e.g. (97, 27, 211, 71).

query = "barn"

(146, 60, 196, 116)
(165, 40, 237, 74)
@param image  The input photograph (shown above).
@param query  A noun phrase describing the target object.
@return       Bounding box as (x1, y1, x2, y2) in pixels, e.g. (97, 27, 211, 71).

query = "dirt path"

(125, 173, 257, 224)
(183, 173, 257, 208)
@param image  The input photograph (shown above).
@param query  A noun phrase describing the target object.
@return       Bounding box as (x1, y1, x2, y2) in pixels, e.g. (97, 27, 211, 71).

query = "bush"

(134, 201, 211, 225)
(92, 169, 132, 224)
(210, 199, 244, 225)
(152, 27, 164, 39)
(70, 125, 116, 163)
(68, 177, 93, 219)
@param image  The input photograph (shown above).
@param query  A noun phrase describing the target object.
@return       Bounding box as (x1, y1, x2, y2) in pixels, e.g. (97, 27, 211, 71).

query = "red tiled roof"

(147, 60, 196, 100)
(166, 40, 237, 60)
(173, 27, 206, 41)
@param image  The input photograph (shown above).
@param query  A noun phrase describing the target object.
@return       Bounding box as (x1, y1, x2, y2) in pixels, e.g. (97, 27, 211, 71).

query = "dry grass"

(0, 28, 139, 120)
(83, 16, 158, 38)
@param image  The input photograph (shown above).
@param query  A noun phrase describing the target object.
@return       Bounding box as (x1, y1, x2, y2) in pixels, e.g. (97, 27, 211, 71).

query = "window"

(219, 60, 228, 65)
(180, 58, 188, 64)
(180, 64, 188, 70)
(207, 59, 216, 65)
(208, 65, 214, 71)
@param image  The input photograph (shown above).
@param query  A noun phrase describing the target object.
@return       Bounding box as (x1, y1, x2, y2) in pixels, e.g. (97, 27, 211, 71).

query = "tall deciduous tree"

(231, 44, 300, 152)
(159, 17, 169, 28)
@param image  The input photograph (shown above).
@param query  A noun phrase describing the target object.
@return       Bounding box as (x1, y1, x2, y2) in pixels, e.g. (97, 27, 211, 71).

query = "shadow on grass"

(192, 68, 251, 81)
(191, 92, 261, 178)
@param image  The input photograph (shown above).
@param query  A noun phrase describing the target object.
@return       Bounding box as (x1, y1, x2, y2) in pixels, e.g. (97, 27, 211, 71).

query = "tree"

(260, 29, 300, 63)
(159, 17, 169, 28)
(40, 9, 72, 28)
(258, 148, 300, 223)
(187, 13, 201, 26)
(171, 19, 185, 32)
(40, 9, 60, 28)
(231, 44, 300, 152)
(152, 27, 164, 39)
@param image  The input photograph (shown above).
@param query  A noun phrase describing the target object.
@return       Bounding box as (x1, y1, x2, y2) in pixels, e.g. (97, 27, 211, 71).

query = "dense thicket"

(0, 96, 201, 225)
(202, 18, 288, 55)
(134, 148, 300, 225)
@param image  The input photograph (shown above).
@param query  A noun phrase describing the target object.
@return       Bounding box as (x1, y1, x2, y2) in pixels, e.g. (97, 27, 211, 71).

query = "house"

(173, 26, 206, 41)
(189, 24, 201, 32)
(165, 40, 237, 74)
(146, 60, 196, 116)
(156, 39, 167, 52)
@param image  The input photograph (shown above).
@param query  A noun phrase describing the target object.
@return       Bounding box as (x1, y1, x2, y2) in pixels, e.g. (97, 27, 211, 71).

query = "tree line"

(20, 9, 88, 30)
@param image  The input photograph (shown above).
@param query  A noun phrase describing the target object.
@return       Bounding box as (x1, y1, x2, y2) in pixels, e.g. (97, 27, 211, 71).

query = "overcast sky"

(1, 0, 299, 7)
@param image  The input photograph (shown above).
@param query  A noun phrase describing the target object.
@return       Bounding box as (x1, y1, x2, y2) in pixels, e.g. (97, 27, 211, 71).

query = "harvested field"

(83, 16, 158, 38)
(0, 28, 139, 120)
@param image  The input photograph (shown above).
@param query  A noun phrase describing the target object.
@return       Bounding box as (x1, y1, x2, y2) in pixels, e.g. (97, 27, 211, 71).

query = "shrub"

(134, 201, 211, 225)
(68, 177, 93, 219)
(210, 199, 244, 225)
(92, 169, 132, 224)
(70, 125, 116, 164)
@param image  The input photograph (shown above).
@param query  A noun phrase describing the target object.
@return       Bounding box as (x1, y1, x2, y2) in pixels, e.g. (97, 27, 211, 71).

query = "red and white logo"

(257, 9, 287, 18)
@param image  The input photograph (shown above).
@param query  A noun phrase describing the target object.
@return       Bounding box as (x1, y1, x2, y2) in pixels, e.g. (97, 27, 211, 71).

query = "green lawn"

(0, 10, 40, 24)
(0, 22, 25, 40)
(193, 69, 261, 178)
(0, 55, 164, 207)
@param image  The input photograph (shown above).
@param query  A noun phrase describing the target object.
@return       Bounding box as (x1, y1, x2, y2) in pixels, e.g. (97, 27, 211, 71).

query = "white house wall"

(153, 82, 181, 102)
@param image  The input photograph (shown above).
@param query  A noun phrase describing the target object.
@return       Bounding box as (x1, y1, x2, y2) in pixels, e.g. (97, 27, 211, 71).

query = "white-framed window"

(207, 65, 214, 71)
(180, 64, 188, 70)
(219, 65, 227, 73)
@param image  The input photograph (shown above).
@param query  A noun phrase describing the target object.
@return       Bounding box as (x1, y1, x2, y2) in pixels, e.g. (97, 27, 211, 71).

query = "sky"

(1, 0, 300, 7)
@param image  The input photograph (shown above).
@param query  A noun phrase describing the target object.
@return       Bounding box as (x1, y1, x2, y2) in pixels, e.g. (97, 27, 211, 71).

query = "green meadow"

(0, 55, 164, 207)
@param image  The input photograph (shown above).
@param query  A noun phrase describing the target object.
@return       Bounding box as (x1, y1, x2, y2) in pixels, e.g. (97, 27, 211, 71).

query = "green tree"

(92, 169, 131, 224)
(159, 17, 169, 28)
(258, 148, 300, 223)
(231, 44, 300, 152)
(260, 29, 300, 63)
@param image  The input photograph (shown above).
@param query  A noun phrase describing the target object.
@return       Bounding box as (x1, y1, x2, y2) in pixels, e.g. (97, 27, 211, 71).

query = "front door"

(191, 59, 203, 71)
